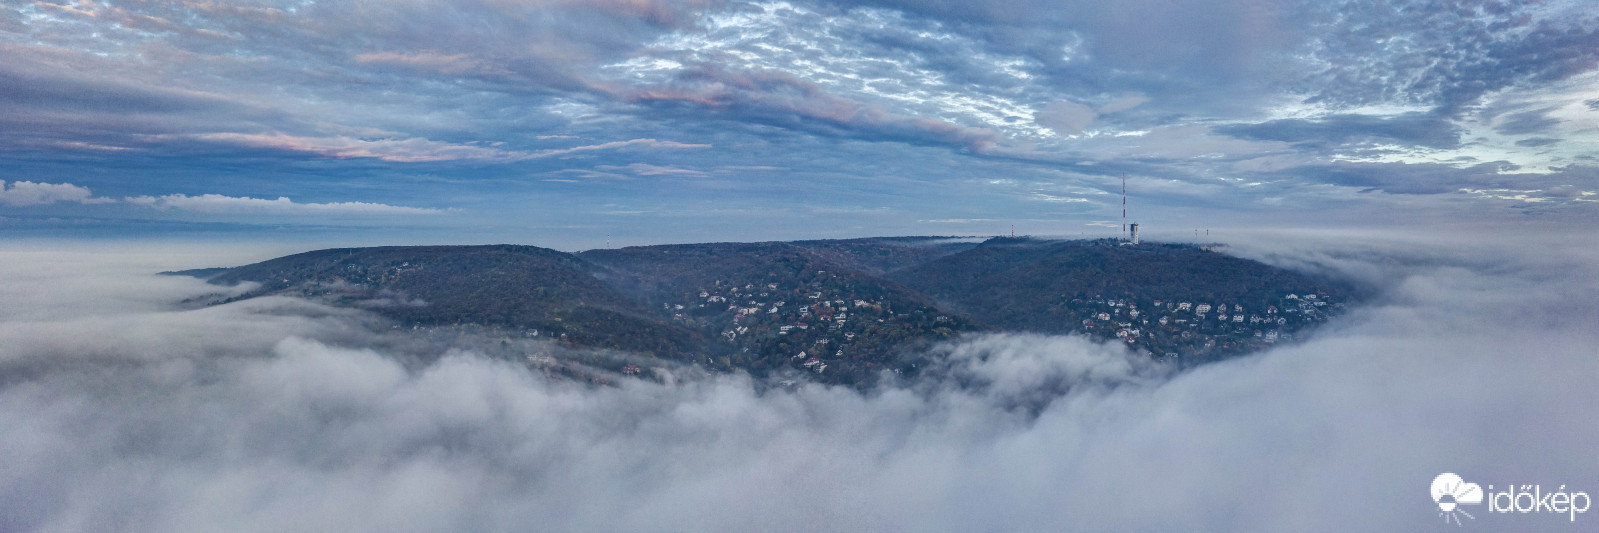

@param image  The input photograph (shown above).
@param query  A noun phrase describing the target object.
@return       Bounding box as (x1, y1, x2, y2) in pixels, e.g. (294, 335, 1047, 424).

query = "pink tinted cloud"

(192, 132, 708, 163)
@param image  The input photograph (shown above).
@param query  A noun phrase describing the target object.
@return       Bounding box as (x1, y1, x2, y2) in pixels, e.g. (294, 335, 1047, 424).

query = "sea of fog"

(1, 231, 1595, 531)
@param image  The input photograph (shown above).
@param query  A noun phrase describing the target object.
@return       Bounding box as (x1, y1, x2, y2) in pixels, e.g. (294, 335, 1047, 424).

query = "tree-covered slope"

(207, 245, 713, 357)
(890, 238, 1353, 362)
(579, 240, 981, 384)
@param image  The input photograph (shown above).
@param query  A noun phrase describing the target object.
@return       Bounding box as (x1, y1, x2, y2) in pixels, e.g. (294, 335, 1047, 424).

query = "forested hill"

(890, 238, 1352, 360)
(177, 237, 1355, 386)
(201, 245, 712, 358)
(892, 238, 1345, 330)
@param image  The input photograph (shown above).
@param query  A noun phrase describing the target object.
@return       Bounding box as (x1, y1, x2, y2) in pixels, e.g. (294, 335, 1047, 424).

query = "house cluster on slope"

(1069, 292, 1341, 361)
(652, 269, 970, 383)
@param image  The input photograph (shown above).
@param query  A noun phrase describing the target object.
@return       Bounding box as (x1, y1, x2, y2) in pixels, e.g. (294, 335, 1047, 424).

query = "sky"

(3, 0, 1598, 248)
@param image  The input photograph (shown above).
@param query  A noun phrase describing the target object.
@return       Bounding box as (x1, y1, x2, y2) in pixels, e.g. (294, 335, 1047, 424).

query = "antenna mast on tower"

(1121, 174, 1127, 240)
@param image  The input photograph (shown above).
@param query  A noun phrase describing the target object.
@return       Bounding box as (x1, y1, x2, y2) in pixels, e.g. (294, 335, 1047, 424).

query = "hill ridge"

(185, 237, 1353, 387)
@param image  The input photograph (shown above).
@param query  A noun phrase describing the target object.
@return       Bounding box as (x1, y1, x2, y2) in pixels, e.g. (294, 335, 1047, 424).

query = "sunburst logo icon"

(1432, 473, 1483, 526)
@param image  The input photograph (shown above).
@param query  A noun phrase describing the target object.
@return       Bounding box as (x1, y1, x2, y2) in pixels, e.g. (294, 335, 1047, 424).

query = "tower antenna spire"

(1121, 174, 1127, 240)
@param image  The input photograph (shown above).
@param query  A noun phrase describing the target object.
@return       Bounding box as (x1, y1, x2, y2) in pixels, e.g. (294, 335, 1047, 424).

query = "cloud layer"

(0, 180, 443, 217)
(0, 232, 1594, 531)
(3, 0, 1596, 242)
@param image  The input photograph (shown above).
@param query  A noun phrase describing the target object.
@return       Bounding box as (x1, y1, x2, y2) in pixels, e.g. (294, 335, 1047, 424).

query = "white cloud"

(1033, 101, 1097, 135)
(0, 180, 450, 217)
(595, 163, 709, 177)
(614, 2, 1050, 139)
(125, 194, 444, 215)
(528, 138, 712, 159)
(1097, 95, 1150, 115)
(0, 180, 114, 207)
(193, 133, 525, 163)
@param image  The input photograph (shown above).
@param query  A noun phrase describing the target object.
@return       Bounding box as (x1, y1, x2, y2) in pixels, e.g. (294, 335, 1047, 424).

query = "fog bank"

(1, 233, 1595, 531)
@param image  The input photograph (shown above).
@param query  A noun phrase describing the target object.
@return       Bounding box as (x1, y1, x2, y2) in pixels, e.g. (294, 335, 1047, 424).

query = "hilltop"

(891, 238, 1350, 359)
(174, 237, 1355, 387)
